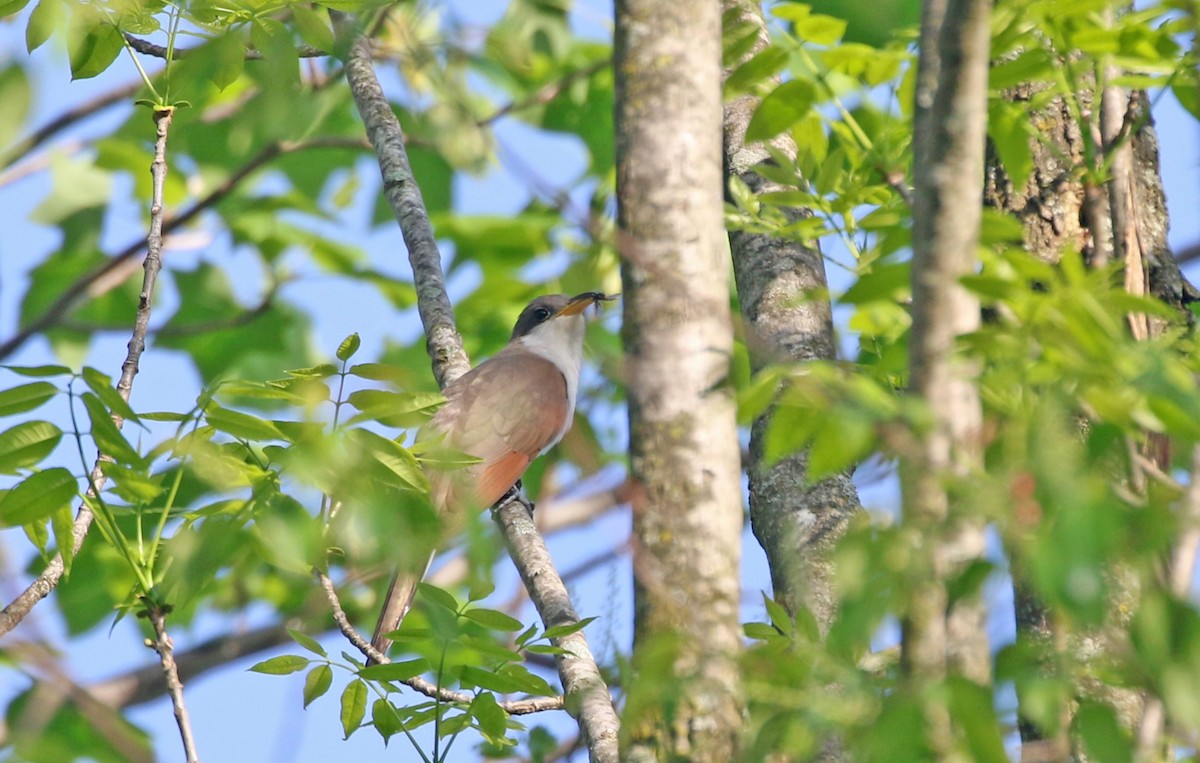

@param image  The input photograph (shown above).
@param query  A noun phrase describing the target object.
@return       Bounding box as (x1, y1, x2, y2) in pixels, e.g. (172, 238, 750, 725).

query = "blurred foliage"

(0, 0, 1197, 760)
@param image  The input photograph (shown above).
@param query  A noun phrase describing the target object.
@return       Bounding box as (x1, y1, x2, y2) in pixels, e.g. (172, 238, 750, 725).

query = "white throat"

(517, 314, 585, 449)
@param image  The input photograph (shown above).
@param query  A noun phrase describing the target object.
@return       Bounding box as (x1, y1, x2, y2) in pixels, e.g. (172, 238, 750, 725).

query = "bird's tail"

(368, 552, 435, 666)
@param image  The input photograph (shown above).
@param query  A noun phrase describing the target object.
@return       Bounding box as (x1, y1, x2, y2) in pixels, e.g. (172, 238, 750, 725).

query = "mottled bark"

(721, 0, 861, 631)
(902, 0, 994, 751)
(985, 53, 1194, 763)
(615, 0, 744, 760)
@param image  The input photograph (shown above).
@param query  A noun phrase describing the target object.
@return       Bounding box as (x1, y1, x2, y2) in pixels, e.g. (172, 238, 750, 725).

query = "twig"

(146, 606, 200, 763)
(0, 137, 368, 363)
(314, 570, 563, 714)
(124, 32, 327, 61)
(0, 107, 180, 637)
(135, 105, 203, 763)
(337, 14, 619, 757)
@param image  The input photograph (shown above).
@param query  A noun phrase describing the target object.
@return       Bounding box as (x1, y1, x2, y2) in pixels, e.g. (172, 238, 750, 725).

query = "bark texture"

(986, 78, 1192, 760)
(902, 0, 994, 747)
(615, 0, 744, 759)
(721, 0, 861, 631)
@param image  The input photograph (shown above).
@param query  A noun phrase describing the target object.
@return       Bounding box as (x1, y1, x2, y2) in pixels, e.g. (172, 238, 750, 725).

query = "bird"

(368, 291, 614, 664)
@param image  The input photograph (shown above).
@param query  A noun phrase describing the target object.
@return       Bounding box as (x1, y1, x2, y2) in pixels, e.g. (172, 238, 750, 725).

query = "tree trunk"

(615, 0, 745, 760)
(721, 0, 862, 632)
(985, 74, 1192, 760)
(901, 0, 994, 752)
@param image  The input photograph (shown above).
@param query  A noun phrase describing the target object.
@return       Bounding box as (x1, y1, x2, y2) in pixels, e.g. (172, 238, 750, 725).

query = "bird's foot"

(494, 481, 535, 516)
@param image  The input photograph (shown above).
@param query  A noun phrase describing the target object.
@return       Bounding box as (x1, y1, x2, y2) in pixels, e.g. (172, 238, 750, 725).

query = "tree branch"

(337, 16, 470, 388)
(147, 606, 200, 763)
(336, 13, 618, 759)
(0, 78, 145, 171)
(123, 32, 327, 61)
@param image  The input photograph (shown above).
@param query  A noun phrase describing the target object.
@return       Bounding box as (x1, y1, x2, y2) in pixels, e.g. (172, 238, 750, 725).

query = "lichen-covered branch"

(336, 16, 618, 760)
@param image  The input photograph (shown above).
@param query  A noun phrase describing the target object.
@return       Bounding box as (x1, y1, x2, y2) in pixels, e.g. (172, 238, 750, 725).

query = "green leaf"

(249, 655, 310, 675)
(303, 664, 333, 708)
(372, 698, 403, 744)
(462, 607, 525, 632)
(205, 404, 285, 442)
(0, 381, 57, 417)
(81, 367, 139, 424)
(340, 679, 368, 739)
(746, 79, 816, 143)
(470, 692, 509, 744)
(97, 462, 163, 504)
(346, 389, 445, 428)
(724, 46, 790, 95)
(50, 503, 75, 573)
(336, 333, 361, 362)
(807, 407, 874, 479)
(288, 628, 327, 657)
(2, 364, 72, 377)
(81, 393, 142, 465)
(417, 583, 460, 613)
(0, 420, 62, 474)
(744, 621, 780, 641)
(349, 428, 428, 492)
(292, 4, 334, 52)
(0, 468, 78, 527)
(285, 364, 339, 379)
(68, 19, 123, 80)
(0, 64, 32, 155)
(1074, 700, 1133, 763)
(25, 0, 61, 52)
(459, 665, 522, 693)
(348, 363, 408, 383)
(0, 0, 32, 17)
(542, 617, 597, 640)
(359, 658, 431, 682)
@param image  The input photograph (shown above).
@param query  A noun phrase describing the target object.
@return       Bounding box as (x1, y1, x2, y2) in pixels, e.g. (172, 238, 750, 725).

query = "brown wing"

(422, 347, 569, 515)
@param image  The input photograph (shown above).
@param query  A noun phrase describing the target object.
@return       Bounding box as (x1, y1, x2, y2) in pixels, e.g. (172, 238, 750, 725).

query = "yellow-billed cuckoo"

(369, 291, 614, 664)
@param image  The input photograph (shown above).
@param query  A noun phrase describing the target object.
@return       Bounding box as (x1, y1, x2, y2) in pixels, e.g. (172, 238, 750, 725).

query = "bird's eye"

(534, 307, 552, 321)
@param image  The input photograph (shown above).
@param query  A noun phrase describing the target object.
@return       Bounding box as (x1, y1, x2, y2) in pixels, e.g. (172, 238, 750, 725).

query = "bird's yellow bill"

(557, 292, 618, 317)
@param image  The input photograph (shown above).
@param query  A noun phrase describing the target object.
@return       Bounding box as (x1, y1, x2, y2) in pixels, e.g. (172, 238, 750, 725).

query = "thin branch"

(478, 61, 607, 127)
(138, 106, 201, 763)
(123, 32, 327, 61)
(0, 108, 182, 637)
(0, 137, 368, 363)
(314, 570, 563, 715)
(0, 79, 146, 171)
(147, 607, 200, 763)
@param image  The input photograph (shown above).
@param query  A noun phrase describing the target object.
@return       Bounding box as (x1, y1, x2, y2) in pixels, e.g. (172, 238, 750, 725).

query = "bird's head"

(510, 292, 616, 344)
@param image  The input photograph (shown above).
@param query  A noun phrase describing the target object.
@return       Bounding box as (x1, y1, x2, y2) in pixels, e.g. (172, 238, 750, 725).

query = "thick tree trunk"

(614, 1, 745, 760)
(721, 0, 861, 632)
(901, 0, 994, 752)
